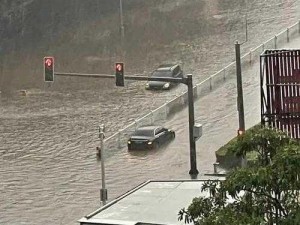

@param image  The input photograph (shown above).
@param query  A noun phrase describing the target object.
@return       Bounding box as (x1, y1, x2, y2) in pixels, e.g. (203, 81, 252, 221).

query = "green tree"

(179, 126, 300, 225)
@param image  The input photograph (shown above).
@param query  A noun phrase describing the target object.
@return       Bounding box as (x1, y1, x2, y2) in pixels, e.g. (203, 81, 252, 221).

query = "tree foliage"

(179, 126, 300, 225)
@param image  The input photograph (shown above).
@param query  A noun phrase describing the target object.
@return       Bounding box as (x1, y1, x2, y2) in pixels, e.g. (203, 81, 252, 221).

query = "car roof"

(156, 64, 179, 71)
(136, 126, 162, 131)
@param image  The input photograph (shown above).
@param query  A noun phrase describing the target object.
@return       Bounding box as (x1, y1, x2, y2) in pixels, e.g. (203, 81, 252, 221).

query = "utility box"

(194, 123, 202, 140)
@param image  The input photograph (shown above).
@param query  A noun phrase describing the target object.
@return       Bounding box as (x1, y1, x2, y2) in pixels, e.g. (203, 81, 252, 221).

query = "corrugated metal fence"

(261, 49, 300, 139)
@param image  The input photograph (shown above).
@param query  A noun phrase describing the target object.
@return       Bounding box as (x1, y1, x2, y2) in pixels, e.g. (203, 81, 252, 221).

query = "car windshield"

(151, 70, 172, 77)
(133, 129, 154, 137)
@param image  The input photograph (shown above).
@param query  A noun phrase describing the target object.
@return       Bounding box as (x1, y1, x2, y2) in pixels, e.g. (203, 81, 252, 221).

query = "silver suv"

(145, 64, 183, 90)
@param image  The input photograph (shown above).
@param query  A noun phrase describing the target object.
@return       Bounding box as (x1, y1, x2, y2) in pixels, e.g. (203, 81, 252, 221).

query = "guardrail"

(104, 20, 300, 152)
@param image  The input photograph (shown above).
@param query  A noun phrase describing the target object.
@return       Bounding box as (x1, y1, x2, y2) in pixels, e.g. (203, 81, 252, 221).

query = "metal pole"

(0, 60, 3, 88)
(0, 47, 3, 88)
(119, 0, 125, 61)
(245, 15, 248, 42)
(235, 41, 245, 134)
(119, 0, 124, 38)
(260, 55, 265, 126)
(99, 124, 107, 205)
(187, 74, 198, 176)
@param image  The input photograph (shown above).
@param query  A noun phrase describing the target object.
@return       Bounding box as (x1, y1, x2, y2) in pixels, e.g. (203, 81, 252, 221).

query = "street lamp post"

(235, 41, 245, 134)
(235, 16, 248, 135)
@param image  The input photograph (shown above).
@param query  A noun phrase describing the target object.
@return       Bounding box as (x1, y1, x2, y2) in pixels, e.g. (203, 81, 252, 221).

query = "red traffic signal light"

(45, 58, 53, 68)
(44, 56, 54, 82)
(116, 63, 123, 72)
(115, 62, 124, 87)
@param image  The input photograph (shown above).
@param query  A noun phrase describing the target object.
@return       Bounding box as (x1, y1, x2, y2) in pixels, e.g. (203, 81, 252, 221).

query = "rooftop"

(78, 178, 225, 225)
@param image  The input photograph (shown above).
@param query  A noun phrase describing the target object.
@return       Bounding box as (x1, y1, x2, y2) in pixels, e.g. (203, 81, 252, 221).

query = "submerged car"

(127, 126, 175, 150)
(145, 64, 183, 90)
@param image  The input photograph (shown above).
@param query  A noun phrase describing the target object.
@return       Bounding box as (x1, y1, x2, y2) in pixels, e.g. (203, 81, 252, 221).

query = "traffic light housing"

(44, 56, 54, 82)
(115, 62, 124, 86)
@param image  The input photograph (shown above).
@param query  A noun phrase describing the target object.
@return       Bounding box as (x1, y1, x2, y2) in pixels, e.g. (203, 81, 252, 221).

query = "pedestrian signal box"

(115, 62, 124, 86)
(44, 56, 54, 82)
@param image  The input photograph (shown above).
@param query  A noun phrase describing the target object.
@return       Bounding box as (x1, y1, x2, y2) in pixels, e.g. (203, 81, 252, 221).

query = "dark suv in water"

(145, 64, 183, 90)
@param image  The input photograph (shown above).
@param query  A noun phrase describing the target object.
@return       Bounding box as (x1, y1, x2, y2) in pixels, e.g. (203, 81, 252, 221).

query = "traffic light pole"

(186, 75, 198, 176)
(55, 72, 199, 176)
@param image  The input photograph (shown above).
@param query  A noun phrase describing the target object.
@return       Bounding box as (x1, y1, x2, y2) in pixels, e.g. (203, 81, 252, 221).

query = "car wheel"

(171, 132, 175, 139)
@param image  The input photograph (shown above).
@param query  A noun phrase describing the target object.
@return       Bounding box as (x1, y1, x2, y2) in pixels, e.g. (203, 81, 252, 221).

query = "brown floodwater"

(1, 1, 299, 224)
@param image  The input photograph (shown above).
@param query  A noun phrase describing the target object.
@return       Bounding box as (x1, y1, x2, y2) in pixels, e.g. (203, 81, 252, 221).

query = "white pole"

(99, 124, 107, 205)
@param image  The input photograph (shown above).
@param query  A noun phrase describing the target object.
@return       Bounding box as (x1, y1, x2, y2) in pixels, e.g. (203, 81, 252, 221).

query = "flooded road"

(1, 1, 300, 224)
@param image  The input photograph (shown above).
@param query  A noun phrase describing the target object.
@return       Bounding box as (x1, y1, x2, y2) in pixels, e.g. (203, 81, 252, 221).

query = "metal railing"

(104, 20, 300, 151)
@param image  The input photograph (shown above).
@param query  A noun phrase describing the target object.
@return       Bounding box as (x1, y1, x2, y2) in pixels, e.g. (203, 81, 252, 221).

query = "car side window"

(178, 66, 182, 74)
(173, 66, 179, 77)
(155, 128, 164, 135)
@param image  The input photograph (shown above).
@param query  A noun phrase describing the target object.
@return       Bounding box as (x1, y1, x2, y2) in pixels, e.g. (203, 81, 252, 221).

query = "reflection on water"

(1, 1, 299, 224)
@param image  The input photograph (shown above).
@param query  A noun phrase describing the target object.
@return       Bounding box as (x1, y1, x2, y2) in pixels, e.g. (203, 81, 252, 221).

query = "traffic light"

(44, 56, 54, 82)
(115, 62, 124, 86)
